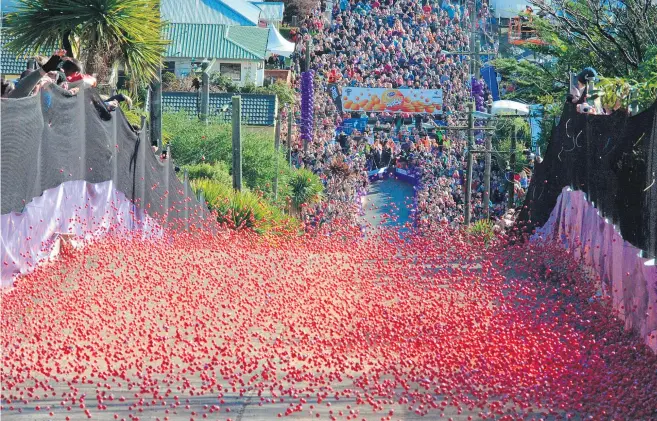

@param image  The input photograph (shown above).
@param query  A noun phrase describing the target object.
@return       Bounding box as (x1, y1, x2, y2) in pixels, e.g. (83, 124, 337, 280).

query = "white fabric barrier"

(367, 168, 386, 177)
(533, 187, 657, 352)
(1, 180, 162, 287)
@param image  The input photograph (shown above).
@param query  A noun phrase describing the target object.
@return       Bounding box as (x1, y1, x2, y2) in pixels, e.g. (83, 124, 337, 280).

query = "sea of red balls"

(2, 222, 656, 420)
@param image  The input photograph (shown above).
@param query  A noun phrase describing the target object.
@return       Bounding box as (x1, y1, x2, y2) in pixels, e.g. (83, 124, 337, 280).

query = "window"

(191, 61, 205, 73)
(220, 63, 241, 82)
(163, 61, 176, 75)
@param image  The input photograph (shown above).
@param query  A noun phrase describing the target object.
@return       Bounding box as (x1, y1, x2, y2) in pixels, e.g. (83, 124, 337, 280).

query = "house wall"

(164, 57, 265, 86)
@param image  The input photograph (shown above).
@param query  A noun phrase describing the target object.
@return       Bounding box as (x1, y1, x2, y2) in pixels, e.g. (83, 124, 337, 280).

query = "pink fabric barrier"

(533, 187, 657, 351)
(1, 180, 162, 287)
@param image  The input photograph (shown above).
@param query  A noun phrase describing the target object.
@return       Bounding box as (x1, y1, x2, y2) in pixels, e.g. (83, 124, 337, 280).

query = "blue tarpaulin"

(481, 65, 500, 101)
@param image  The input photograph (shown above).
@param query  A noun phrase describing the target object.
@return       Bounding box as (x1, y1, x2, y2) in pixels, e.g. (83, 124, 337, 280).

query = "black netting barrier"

(1, 84, 210, 230)
(517, 101, 657, 258)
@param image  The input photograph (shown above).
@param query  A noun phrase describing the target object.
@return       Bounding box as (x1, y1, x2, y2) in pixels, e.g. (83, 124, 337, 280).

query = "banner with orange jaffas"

(341, 87, 443, 114)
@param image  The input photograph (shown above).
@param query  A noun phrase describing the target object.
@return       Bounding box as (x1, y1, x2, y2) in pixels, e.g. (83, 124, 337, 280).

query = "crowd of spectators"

(287, 0, 527, 227)
(1, 52, 131, 114)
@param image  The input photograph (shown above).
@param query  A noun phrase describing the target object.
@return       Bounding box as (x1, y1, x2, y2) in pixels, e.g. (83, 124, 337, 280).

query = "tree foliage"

(493, 1, 657, 151)
(597, 47, 657, 111)
(5, 0, 168, 85)
(490, 57, 567, 106)
(528, 0, 657, 76)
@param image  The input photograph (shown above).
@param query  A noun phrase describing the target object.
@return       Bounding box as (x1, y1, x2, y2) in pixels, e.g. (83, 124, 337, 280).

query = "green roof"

(163, 23, 268, 61)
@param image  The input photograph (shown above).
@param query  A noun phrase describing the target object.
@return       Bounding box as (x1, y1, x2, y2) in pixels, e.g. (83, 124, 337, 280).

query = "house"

(2, 0, 286, 86)
(162, 23, 269, 86)
(160, 0, 286, 87)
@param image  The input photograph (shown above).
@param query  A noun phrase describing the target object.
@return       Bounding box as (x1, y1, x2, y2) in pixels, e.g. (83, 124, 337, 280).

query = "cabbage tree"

(5, 0, 168, 85)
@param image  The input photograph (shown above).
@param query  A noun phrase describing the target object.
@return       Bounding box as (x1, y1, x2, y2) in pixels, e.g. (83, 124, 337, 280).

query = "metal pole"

(305, 38, 312, 72)
(470, 0, 476, 76)
(464, 102, 475, 225)
(199, 190, 205, 219)
(508, 125, 517, 209)
(274, 110, 282, 200)
(287, 110, 293, 166)
(232, 96, 243, 191)
(200, 62, 210, 123)
(483, 134, 491, 220)
(474, 38, 481, 78)
(150, 65, 163, 149)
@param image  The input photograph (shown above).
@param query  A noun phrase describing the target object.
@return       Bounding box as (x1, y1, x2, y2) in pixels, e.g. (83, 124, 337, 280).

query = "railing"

(162, 92, 277, 126)
(508, 17, 544, 45)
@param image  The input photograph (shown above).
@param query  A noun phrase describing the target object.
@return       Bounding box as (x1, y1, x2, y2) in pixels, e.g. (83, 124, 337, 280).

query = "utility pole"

(435, 107, 497, 225)
(150, 65, 163, 150)
(473, 38, 481, 78)
(507, 125, 517, 209)
(200, 61, 210, 124)
(287, 110, 293, 166)
(464, 102, 475, 225)
(274, 110, 282, 201)
(470, 0, 477, 77)
(483, 133, 492, 219)
(232, 96, 243, 191)
(305, 38, 312, 72)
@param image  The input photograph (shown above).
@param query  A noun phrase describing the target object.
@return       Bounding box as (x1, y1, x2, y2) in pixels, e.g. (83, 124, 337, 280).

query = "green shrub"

(256, 81, 297, 108)
(467, 219, 496, 245)
(209, 73, 237, 92)
(191, 178, 300, 235)
(164, 112, 289, 196)
(288, 168, 323, 212)
(183, 161, 232, 186)
(117, 89, 147, 128)
(191, 178, 233, 210)
(162, 71, 176, 88)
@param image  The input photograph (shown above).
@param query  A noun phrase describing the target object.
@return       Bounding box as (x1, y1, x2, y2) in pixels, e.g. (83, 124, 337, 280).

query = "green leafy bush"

(191, 178, 233, 210)
(209, 73, 237, 92)
(257, 81, 297, 108)
(183, 161, 232, 186)
(116, 89, 147, 128)
(288, 168, 323, 212)
(191, 178, 300, 235)
(162, 71, 176, 88)
(598, 48, 657, 113)
(467, 220, 496, 245)
(164, 112, 289, 196)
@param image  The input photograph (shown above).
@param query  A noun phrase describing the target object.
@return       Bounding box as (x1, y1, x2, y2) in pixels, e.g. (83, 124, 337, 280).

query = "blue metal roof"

(251, 2, 285, 21)
(161, 0, 261, 26)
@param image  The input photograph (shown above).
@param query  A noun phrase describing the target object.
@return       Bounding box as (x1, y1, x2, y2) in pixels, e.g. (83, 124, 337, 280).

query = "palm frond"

(5, 0, 169, 85)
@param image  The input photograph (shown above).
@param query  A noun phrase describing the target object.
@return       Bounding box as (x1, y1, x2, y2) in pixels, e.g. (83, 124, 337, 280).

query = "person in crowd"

(287, 0, 523, 227)
(568, 67, 597, 105)
(61, 58, 97, 89)
(2, 53, 64, 98)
